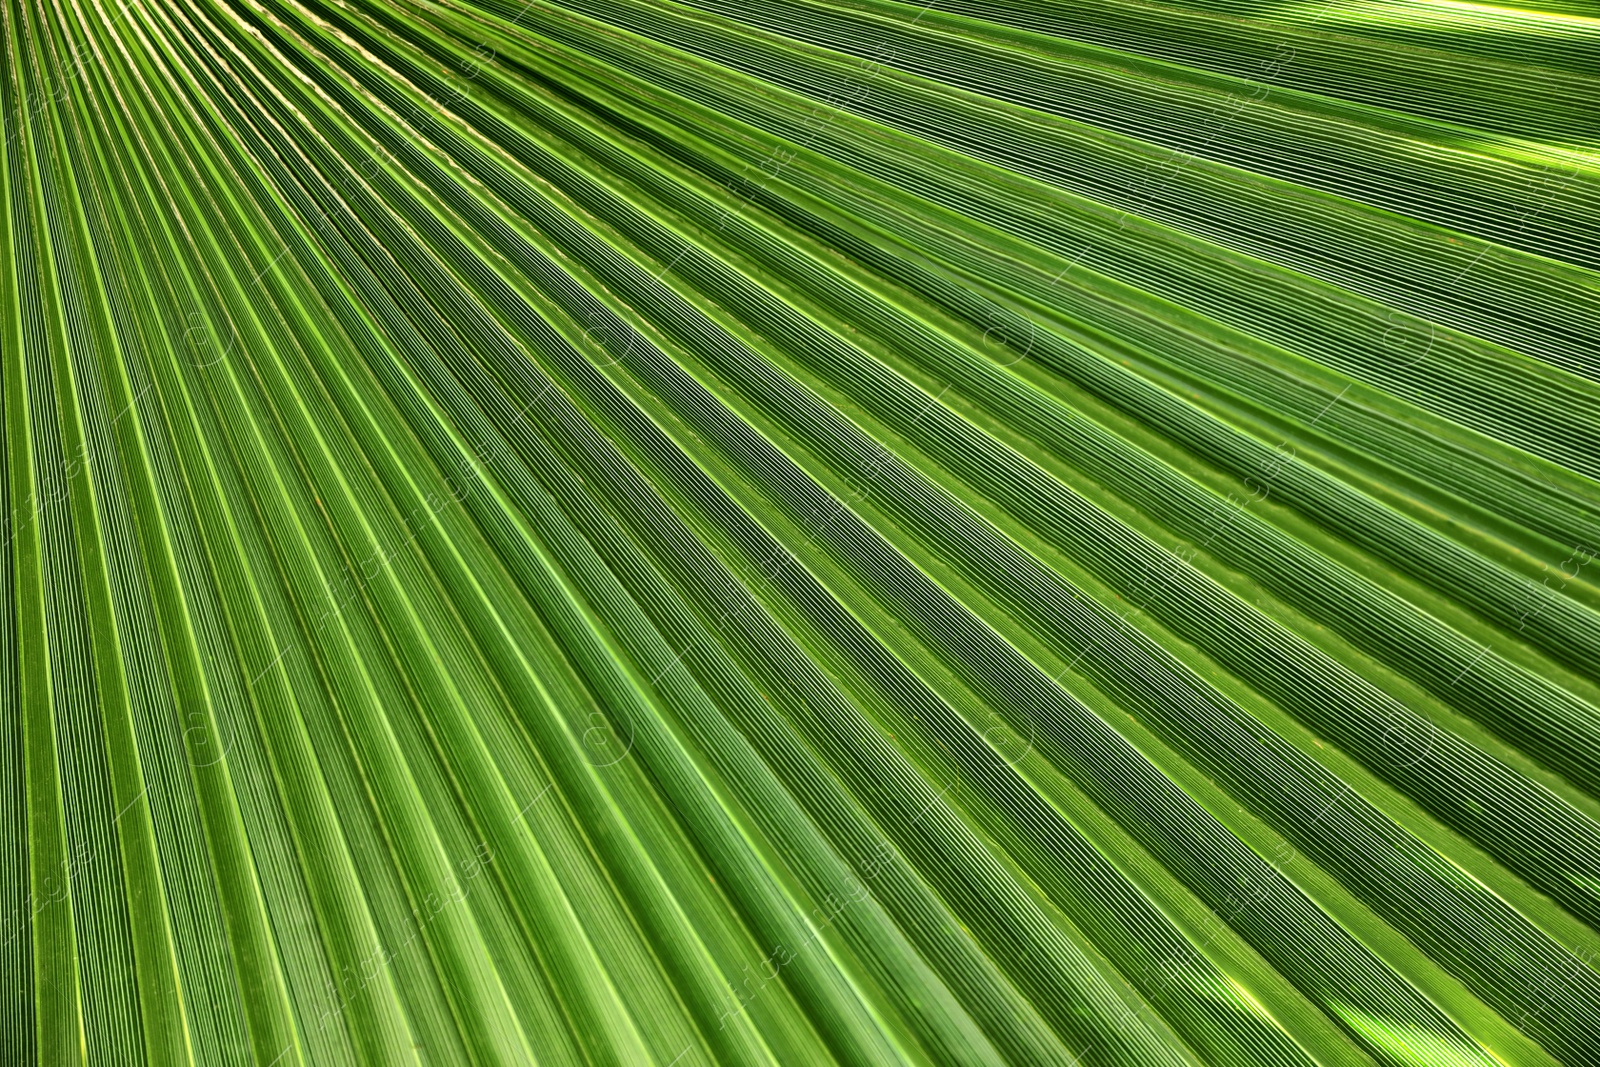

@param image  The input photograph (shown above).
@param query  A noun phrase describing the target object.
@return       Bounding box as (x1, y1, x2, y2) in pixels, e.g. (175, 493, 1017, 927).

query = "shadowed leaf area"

(2, 0, 1597, 1063)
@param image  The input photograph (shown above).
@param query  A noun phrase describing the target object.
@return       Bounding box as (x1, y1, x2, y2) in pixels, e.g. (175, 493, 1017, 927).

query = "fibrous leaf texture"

(2, 0, 1598, 1064)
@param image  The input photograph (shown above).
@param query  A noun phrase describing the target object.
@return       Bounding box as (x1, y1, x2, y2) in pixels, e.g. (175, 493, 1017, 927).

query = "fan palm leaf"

(2, 0, 1597, 1063)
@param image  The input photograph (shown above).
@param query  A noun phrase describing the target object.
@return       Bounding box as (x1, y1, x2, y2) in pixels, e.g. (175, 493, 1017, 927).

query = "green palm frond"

(3, 0, 1598, 1063)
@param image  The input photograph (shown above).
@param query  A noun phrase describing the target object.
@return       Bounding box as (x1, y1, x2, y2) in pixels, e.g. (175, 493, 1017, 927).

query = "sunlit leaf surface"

(2, 0, 1597, 1063)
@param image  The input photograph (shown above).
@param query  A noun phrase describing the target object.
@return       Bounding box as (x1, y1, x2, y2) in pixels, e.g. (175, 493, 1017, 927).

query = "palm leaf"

(3, 0, 1598, 1063)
